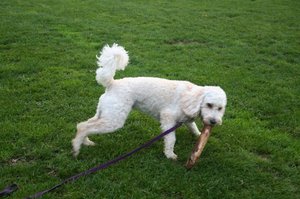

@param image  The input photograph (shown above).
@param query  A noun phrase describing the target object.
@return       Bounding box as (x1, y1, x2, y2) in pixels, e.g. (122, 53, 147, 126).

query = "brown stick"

(186, 125, 212, 169)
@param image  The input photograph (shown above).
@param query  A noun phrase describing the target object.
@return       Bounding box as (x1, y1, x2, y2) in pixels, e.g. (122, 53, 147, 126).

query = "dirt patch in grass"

(165, 39, 208, 46)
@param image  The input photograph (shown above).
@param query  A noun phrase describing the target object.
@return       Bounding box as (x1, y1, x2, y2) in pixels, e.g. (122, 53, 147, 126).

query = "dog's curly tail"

(96, 44, 129, 87)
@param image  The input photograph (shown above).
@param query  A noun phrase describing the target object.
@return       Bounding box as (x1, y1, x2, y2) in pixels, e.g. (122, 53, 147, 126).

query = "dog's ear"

(181, 86, 204, 118)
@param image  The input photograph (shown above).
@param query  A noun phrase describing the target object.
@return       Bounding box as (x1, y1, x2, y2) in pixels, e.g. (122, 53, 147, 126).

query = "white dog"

(72, 44, 227, 159)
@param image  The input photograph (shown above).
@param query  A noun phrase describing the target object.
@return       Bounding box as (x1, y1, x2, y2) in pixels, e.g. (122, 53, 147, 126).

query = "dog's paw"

(72, 150, 79, 158)
(71, 139, 80, 157)
(165, 152, 178, 160)
(83, 137, 96, 146)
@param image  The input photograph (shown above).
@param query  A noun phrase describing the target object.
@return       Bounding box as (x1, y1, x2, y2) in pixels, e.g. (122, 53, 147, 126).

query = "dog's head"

(200, 86, 227, 126)
(181, 85, 227, 126)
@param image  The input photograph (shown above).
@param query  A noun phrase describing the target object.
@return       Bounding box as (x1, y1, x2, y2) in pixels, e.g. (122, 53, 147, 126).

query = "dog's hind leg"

(82, 115, 101, 146)
(72, 103, 131, 157)
(72, 118, 126, 157)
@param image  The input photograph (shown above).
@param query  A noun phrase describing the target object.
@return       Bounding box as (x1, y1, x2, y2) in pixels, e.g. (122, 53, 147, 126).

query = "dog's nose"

(210, 119, 217, 125)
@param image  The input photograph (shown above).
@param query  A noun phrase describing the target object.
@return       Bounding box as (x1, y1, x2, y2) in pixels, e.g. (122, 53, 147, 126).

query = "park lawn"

(0, 0, 299, 198)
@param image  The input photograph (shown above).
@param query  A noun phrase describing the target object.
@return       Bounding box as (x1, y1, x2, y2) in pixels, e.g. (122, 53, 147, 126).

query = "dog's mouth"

(202, 118, 221, 126)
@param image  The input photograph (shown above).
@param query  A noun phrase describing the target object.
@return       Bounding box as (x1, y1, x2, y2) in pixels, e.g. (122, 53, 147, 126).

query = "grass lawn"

(0, 0, 299, 198)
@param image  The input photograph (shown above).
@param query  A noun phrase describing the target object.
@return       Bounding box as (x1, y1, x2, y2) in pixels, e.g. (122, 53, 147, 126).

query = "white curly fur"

(72, 44, 227, 159)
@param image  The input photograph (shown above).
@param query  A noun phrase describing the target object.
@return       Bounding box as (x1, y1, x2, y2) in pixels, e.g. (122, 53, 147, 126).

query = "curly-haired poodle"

(72, 44, 227, 159)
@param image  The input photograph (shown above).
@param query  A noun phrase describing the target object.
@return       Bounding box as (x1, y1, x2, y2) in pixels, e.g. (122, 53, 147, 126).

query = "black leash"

(22, 123, 182, 198)
(0, 184, 18, 197)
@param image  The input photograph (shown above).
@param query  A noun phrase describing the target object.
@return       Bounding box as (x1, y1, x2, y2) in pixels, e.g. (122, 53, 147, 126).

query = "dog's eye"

(218, 107, 223, 111)
(207, 103, 213, 108)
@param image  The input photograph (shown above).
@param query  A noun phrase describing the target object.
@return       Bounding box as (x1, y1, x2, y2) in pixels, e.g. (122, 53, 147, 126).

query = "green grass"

(1, 0, 299, 198)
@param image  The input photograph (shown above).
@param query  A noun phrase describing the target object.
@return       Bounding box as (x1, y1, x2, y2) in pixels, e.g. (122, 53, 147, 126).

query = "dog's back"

(104, 77, 194, 119)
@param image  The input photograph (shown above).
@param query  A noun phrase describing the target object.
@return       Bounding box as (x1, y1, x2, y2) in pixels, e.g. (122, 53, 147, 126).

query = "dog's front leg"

(160, 111, 178, 160)
(163, 132, 177, 160)
(185, 122, 201, 137)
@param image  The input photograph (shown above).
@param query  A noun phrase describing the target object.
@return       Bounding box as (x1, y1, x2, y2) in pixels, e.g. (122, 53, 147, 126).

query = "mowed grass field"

(1, 0, 299, 198)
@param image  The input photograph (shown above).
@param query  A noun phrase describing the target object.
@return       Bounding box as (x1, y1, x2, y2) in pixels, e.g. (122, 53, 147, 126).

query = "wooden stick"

(186, 125, 212, 169)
